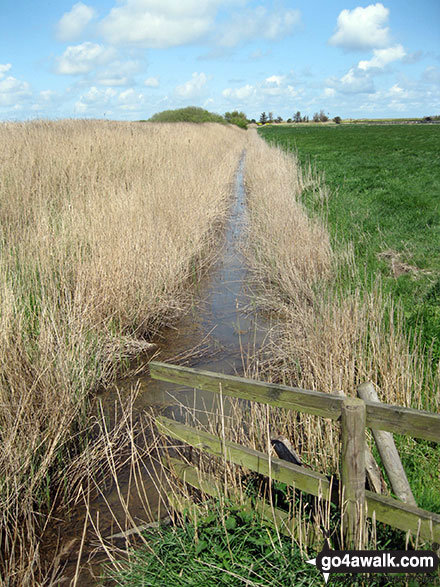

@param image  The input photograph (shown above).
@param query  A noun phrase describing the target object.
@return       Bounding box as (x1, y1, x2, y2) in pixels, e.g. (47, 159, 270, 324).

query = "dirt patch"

(377, 249, 423, 278)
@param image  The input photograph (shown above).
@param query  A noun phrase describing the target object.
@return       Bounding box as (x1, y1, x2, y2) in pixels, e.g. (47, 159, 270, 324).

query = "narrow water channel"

(46, 151, 274, 584)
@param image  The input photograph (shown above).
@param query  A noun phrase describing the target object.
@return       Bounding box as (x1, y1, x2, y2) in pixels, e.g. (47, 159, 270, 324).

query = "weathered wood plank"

(341, 397, 366, 549)
(156, 416, 440, 543)
(364, 401, 440, 443)
(150, 362, 440, 442)
(150, 361, 343, 419)
(365, 491, 440, 543)
(358, 382, 417, 506)
(334, 389, 387, 495)
(155, 415, 336, 503)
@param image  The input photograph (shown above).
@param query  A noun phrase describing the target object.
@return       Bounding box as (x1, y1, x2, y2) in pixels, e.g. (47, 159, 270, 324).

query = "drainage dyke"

(43, 150, 274, 584)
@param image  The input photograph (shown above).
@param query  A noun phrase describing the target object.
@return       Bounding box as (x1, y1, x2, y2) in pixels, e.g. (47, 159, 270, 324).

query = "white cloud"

(265, 75, 285, 86)
(56, 2, 96, 41)
(0, 64, 12, 77)
(175, 72, 208, 98)
(74, 100, 88, 114)
(327, 68, 375, 94)
(220, 6, 301, 47)
(324, 87, 336, 97)
(386, 84, 408, 98)
(39, 90, 56, 101)
(222, 84, 255, 101)
(223, 76, 300, 104)
(329, 3, 391, 51)
(286, 85, 299, 97)
(118, 88, 144, 110)
(145, 76, 160, 87)
(100, 0, 223, 48)
(96, 60, 140, 86)
(0, 65, 32, 107)
(56, 42, 115, 75)
(82, 86, 117, 104)
(358, 44, 406, 70)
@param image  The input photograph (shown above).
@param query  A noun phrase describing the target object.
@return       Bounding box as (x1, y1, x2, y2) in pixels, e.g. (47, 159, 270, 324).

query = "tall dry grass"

(242, 128, 440, 481)
(0, 119, 246, 584)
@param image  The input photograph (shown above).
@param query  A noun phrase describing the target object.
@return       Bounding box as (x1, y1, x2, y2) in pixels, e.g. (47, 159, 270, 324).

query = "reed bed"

(0, 119, 246, 584)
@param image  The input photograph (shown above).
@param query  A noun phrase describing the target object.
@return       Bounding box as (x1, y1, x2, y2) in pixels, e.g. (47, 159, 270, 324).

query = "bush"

(149, 106, 226, 124)
(225, 111, 248, 129)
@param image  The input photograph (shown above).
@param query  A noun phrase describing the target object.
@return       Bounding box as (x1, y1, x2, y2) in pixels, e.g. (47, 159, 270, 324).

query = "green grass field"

(259, 124, 440, 365)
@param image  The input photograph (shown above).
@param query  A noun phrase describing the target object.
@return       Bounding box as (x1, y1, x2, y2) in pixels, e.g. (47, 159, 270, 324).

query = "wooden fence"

(149, 360, 440, 548)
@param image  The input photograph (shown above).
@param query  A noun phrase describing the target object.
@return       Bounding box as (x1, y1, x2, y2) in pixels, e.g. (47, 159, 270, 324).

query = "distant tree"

(268, 112, 274, 123)
(319, 110, 329, 122)
(333, 116, 342, 124)
(259, 112, 268, 125)
(303, 115, 308, 123)
(293, 111, 301, 123)
(287, 118, 292, 123)
(276, 116, 283, 123)
(313, 112, 320, 122)
(250, 118, 256, 124)
(224, 110, 248, 129)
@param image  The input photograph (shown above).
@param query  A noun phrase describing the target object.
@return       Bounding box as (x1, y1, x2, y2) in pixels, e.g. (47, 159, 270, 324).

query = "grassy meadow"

(0, 119, 246, 584)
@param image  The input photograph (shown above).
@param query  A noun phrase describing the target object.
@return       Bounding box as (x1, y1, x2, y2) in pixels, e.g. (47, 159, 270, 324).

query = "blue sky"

(1, 0, 439, 120)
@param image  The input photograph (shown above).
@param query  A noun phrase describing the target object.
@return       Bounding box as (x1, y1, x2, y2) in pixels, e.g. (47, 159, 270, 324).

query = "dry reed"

(0, 119, 246, 584)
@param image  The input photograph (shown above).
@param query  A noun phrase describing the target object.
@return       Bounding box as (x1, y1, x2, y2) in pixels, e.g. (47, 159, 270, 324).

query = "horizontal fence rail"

(156, 415, 336, 503)
(150, 362, 440, 442)
(157, 415, 440, 543)
(150, 361, 440, 545)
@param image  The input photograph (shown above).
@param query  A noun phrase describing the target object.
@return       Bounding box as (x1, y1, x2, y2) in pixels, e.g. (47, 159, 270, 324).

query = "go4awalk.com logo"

(307, 542, 439, 583)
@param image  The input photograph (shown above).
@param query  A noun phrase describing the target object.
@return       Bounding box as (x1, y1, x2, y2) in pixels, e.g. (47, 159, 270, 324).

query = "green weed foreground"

(105, 495, 429, 587)
(105, 501, 320, 587)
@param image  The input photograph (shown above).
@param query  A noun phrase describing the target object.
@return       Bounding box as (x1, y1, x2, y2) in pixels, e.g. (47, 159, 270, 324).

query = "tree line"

(257, 110, 341, 124)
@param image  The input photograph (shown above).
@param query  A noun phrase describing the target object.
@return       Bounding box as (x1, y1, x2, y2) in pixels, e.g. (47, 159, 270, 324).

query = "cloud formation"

(358, 44, 406, 70)
(222, 84, 255, 101)
(56, 2, 96, 42)
(56, 42, 115, 75)
(175, 72, 208, 98)
(329, 3, 390, 51)
(219, 6, 300, 47)
(0, 64, 32, 107)
(327, 68, 375, 94)
(99, 0, 221, 48)
(145, 77, 160, 87)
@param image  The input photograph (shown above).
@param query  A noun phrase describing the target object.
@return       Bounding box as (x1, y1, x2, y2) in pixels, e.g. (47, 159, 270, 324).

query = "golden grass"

(0, 119, 246, 584)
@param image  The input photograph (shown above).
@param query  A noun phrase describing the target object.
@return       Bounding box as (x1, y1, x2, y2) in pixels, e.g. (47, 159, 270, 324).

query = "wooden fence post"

(357, 382, 417, 506)
(341, 397, 366, 549)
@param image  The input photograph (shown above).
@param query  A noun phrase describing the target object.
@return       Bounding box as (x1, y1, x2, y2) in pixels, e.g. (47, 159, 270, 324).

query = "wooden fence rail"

(150, 361, 440, 547)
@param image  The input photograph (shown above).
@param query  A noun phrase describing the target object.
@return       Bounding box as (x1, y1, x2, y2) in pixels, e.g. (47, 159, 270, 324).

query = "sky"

(1, 0, 439, 121)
